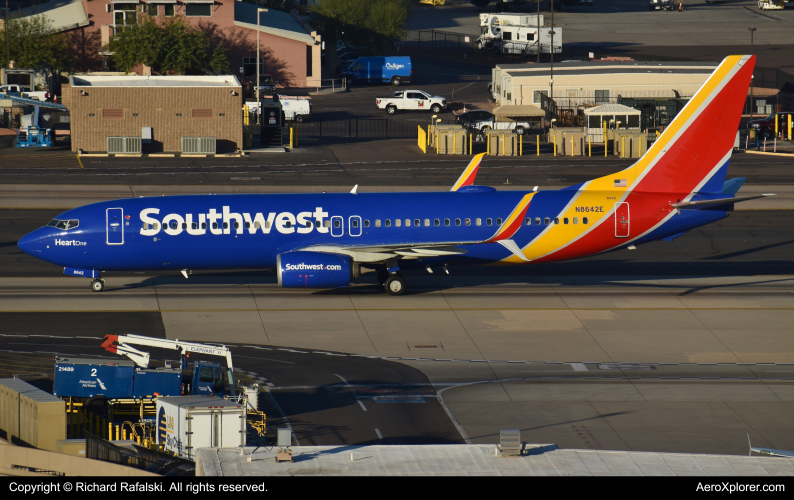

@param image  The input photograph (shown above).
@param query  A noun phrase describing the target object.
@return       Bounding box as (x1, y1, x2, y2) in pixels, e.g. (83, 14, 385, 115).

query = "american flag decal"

(614, 179, 627, 187)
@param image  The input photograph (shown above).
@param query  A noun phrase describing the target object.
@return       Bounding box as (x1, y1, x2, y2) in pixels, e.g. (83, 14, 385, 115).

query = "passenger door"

(331, 216, 344, 237)
(614, 202, 630, 238)
(106, 207, 124, 245)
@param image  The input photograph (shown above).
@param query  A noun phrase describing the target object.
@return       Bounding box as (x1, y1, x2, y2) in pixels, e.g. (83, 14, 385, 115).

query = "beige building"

(63, 75, 243, 154)
(491, 61, 718, 108)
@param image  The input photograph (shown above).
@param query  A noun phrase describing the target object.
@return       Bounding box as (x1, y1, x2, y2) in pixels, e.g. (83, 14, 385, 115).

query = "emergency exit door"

(106, 208, 124, 245)
(614, 202, 629, 238)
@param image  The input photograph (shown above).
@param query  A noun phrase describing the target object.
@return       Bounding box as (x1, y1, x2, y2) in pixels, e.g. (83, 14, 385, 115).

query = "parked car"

(747, 112, 791, 139)
(455, 110, 494, 128)
(376, 90, 446, 114)
(0, 84, 48, 101)
(255, 75, 277, 95)
(469, 114, 534, 135)
(341, 56, 412, 86)
(649, 0, 673, 10)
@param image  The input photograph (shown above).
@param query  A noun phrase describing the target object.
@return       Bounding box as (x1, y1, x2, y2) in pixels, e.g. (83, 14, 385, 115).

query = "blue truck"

(340, 56, 412, 86)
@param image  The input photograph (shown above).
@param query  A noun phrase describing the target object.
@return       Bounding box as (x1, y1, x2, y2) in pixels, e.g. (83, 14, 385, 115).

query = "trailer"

(156, 396, 246, 460)
(477, 13, 544, 50)
(493, 26, 562, 56)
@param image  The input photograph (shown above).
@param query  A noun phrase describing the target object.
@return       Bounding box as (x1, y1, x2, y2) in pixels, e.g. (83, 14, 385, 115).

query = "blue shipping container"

(341, 57, 412, 85)
(54, 358, 135, 399)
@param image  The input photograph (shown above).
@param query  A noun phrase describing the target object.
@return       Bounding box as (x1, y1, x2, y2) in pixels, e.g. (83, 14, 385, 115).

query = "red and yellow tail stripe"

(450, 153, 486, 191)
(484, 193, 535, 243)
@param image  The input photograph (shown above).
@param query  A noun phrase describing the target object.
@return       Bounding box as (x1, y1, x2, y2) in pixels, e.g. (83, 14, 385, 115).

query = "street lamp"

(256, 7, 268, 122)
(748, 26, 756, 125)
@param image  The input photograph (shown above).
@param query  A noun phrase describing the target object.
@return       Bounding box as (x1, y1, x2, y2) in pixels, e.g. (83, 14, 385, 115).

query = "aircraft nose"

(18, 230, 42, 255)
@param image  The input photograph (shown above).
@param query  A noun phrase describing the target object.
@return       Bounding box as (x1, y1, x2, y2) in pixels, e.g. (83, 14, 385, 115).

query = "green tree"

(209, 43, 230, 75)
(0, 14, 72, 74)
(313, 0, 410, 55)
(108, 17, 211, 75)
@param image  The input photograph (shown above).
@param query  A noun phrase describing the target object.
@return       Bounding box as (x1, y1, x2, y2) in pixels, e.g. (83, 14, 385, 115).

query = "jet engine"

(277, 251, 359, 289)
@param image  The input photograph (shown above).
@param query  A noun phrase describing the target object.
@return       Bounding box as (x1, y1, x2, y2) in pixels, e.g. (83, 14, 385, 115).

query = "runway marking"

(261, 385, 300, 446)
(336, 373, 368, 412)
(569, 363, 589, 371)
(375, 428, 383, 440)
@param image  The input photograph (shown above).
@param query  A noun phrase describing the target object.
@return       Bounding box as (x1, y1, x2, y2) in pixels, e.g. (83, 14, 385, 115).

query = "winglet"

(498, 240, 529, 261)
(451, 153, 486, 191)
(350, 184, 358, 194)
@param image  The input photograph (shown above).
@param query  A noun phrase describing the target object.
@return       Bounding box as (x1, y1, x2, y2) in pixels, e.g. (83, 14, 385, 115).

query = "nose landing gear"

(90, 279, 105, 292)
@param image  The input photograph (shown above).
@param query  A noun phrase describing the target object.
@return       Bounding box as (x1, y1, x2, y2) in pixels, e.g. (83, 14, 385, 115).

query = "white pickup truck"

(0, 84, 48, 101)
(376, 90, 446, 115)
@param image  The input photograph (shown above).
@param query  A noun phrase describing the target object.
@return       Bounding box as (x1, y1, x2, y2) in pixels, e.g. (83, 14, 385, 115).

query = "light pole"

(549, 0, 555, 103)
(5, 0, 9, 67)
(748, 26, 756, 126)
(256, 7, 268, 123)
(537, 0, 540, 64)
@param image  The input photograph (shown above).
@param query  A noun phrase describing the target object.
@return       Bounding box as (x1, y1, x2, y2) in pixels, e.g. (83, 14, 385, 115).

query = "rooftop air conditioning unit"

(107, 136, 142, 154)
(182, 137, 216, 154)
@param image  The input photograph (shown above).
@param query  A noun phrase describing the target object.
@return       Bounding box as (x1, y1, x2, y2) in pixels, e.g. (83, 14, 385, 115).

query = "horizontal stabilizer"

(671, 194, 774, 210)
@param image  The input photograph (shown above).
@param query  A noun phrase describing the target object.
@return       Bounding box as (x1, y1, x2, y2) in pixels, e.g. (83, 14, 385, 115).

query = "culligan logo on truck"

(139, 207, 330, 237)
(386, 62, 404, 70)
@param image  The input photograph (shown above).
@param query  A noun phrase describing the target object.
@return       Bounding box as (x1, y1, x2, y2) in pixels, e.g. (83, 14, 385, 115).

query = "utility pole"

(256, 8, 268, 124)
(748, 26, 756, 126)
(549, 0, 554, 103)
(5, 0, 9, 67)
(537, 0, 540, 64)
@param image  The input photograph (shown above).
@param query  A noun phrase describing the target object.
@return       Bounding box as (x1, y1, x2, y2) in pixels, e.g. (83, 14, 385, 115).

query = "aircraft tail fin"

(451, 153, 486, 191)
(601, 56, 755, 196)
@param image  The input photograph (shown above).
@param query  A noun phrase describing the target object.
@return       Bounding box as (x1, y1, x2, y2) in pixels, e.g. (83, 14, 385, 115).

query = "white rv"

(477, 14, 544, 50)
(493, 26, 562, 56)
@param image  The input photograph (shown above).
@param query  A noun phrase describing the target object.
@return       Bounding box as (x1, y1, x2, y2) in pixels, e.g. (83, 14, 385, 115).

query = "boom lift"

(100, 334, 237, 397)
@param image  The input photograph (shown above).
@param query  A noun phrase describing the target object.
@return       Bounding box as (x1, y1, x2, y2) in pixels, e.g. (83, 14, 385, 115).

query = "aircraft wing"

(297, 241, 476, 263)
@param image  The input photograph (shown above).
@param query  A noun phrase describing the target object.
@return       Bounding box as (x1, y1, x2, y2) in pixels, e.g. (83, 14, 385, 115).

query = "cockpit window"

(46, 219, 79, 230)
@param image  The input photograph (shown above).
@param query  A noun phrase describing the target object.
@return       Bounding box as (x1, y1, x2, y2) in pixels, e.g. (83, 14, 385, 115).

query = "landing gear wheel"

(384, 274, 406, 296)
(377, 269, 389, 285)
(90, 279, 104, 292)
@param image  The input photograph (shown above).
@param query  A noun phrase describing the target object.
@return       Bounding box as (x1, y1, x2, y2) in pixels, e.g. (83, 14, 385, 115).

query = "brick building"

(63, 75, 243, 153)
(11, 0, 321, 87)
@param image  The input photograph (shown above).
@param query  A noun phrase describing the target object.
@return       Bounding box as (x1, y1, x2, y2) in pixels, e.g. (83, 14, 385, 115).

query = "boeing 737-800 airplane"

(18, 55, 771, 295)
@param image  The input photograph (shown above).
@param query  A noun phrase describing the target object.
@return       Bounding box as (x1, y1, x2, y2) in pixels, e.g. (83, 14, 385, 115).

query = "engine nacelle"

(277, 251, 358, 289)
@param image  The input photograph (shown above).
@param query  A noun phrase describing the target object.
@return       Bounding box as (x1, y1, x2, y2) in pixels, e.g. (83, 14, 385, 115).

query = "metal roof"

(234, 2, 315, 45)
(0, 378, 63, 403)
(584, 104, 641, 115)
(10, 0, 88, 33)
(504, 67, 715, 78)
(495, 60, 718, 71)
(158, 395, 242, 409)
(69, 75, 241, 88)
(493, 104, 545, 117)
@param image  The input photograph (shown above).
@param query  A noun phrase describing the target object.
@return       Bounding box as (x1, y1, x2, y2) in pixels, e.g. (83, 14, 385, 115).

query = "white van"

(245, 95, 312, 123)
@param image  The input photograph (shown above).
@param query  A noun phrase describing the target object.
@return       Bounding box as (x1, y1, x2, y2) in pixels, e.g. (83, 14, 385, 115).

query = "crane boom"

(101, 334, 236, 396)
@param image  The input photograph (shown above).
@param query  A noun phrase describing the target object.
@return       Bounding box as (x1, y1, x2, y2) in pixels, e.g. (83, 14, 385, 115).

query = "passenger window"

(285, 221, 291, 228)
(486, 218, 492, 226)
(424, 219, 430, 227)
(455, 219, 461, 226)
(385, 219, 391, 227)
(306, 221, 313, 228)
(323, 220, 330, 228)
(395, 219, 401, 227)
(544, 218, 550, 225)
(554, 218, 560, 224)
(414, 219, 420, 227)
(171, 221, 178, 230)
(182, 223, 187, 229)
(364, 220, 369, 227)
(476, 218, 481, 226)
(352, 219, 359, 228)
(444, 219, 450, 226)
(465, 218, 471, 226)
(375, 220, 381, 227)
(201, 222, 206, 229)
(254, 222, 260, 229)
(334, 220, 340, 228)
(193, 222, 198, 229)
(434, 219, 440, 226)
(143, 223, 150, 230)
(223, 222, 229, 229)
(406, 219, 411, 227)
(535, 217, 541, 225)
(583, 217, 589, 224)
(563, 218, 569, 225)
(525, 218, 531, 226)
(233, 222, 239, 229)
(573, 217, 579, 224)
(496, 218, 502, 226)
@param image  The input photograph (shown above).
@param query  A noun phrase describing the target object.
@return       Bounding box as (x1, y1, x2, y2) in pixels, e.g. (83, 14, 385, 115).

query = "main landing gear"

(377, 269, 406, 296)
(90, 279, 105, 292)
